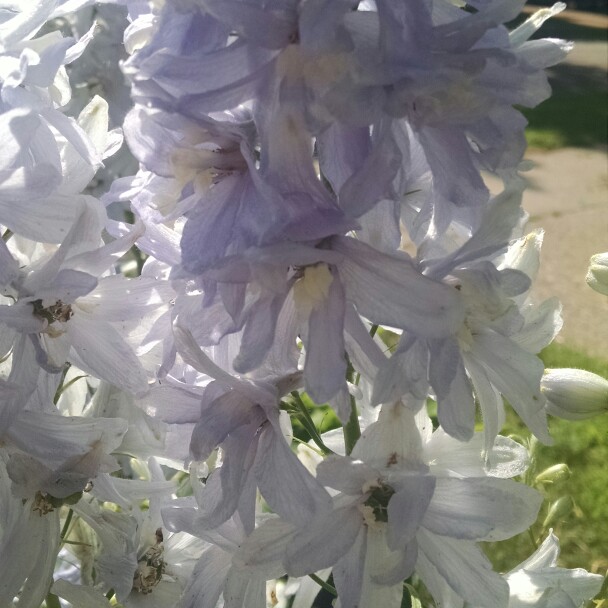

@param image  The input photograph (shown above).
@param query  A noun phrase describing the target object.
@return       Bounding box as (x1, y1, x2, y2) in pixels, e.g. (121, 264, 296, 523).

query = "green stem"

(528, 527, 538, 550)
(54, 374, 88, 403)
(309, 573, 337, 597)
(45, 593, 61, 608)
(52, 365, 71, 405)
(343, 394, 361, 455)
(292, 436, 325, 457)
(290, 392, 333, 456)
(344, 356, 361, 454)
(61, 540, 92, 547)
(354, 324, 379, 386)
(586, 572, 608, 607)
(60, 508, 74, 540)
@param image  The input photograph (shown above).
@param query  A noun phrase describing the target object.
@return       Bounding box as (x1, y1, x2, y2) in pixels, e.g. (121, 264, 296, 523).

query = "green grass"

(523, 90, 608, 150)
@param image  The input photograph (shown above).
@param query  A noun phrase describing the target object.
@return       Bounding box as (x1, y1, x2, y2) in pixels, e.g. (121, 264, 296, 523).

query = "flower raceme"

(0, 1, 603, 608)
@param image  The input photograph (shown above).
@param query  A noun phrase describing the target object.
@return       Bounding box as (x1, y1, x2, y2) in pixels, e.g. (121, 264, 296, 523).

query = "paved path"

(524, 148, 608, 359)
(512, 8, 607, 359)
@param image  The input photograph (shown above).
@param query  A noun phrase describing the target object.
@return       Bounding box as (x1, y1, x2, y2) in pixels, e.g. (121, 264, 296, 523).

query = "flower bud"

(586, 252, 608, 296)
(534, 463, 570, 485)
(542, 368, 608, 420)
(542, 495, 574, 529)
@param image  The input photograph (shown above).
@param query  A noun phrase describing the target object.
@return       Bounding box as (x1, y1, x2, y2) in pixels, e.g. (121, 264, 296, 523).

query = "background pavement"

(505, 7, 607, 358)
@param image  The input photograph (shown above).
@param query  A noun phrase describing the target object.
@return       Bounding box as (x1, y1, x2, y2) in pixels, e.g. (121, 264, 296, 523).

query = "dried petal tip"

(542, 368, 608, 420)
(586, 252, 608, 296)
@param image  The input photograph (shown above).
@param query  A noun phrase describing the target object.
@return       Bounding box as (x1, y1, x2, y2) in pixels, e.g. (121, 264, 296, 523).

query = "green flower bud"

(534, 463, 571, 485)
(542, 368, 608, 420)
(542, 495, 574, 529)
(586, 252, 608, 296)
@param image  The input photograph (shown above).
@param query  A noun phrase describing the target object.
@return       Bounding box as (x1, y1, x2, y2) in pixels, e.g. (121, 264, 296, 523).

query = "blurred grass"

(507, 11, 608, 150)
(524, 90, 608, 149)
(508, 10, 608, 43)
(485, 342, 608, 583)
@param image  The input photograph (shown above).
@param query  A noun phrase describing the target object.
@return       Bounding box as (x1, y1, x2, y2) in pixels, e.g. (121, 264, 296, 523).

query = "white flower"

(0, 197, 169, 396)
(238, 404, 541, 608)
(505, 531, 604, 607)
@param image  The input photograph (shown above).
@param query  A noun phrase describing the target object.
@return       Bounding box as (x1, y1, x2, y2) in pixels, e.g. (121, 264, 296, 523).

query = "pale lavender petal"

(223, 569, 266, 608)
(173, 321, 276, 405)
(372, 540, 418, 586)
(510, 530, 559, 572)
(424, 478, 542, 542)
(179, 547, 232, 608)
(285, 504, 363, 576)
(256, 430, 333, 525)
(338, 119, 402, 218)
(334, 237, 465, 338)
(0, 239, 19, 285)
(429, 338, 475, 441)
(332, 524, 367, 608)
(35, 269, 98, 304)
(317, 124, 370, 192)
(387, 474, 436, 549)
(189, 390, 255, 461)
(203, 0, 297, 49)
(233, 292, 287, 374)
(316, 455, 378, 496)
(472, 331, 552, 444)
(464, 355, 506, 453)
(195, 424, 258, 528)
(75, 275, 172, 322)
(0, 507, 60, 608)
(66, 314, 149, 396)
(514, 297, 563, 353)
(417, 528, 509, 607)
(0, 303, 47, 332)
(304, 269, 348, 404)
(0, 190, 81, 243)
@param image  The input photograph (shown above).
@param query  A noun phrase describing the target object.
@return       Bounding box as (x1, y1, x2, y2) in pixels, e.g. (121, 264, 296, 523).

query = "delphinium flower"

(0, 0, 599, 607)
(228, 404, 542, 608)
(0, 197, 163, 399)
(374, 191, 563, 449)
(502, 531, 604, 608)
(0, 0, 109, 241)
(119, 0, 569, 430)
(0, 383, 128, 608)
(172, 322, 332, 530)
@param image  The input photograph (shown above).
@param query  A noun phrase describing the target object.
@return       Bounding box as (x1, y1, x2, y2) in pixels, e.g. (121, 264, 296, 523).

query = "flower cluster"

(0, 1, 604, 607)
